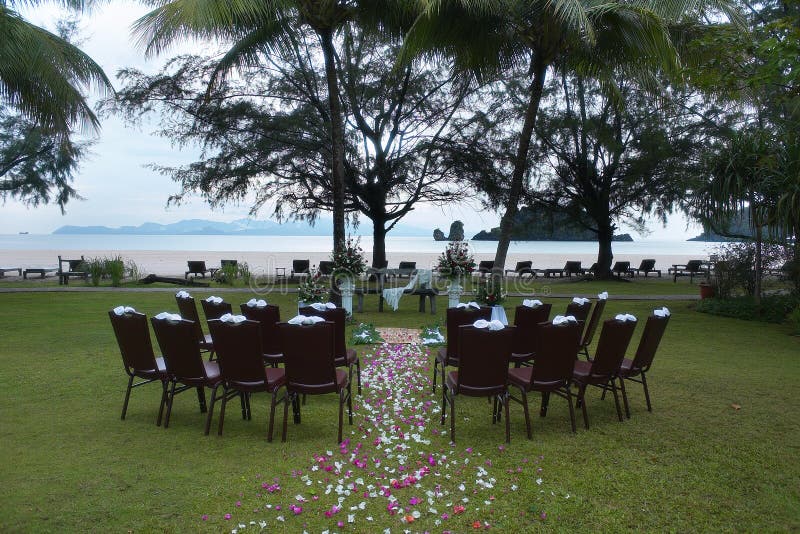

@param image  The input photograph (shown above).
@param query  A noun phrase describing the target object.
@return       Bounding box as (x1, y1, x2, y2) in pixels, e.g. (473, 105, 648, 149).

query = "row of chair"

(433, 300, 668, 442)
(110, 292, 361, 442)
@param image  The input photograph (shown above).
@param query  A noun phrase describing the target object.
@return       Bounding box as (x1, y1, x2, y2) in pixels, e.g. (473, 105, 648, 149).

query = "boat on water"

(18, 231, 29, 235)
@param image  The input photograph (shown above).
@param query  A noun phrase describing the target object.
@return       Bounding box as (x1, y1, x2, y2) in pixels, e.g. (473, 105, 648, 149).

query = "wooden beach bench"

(57, 255, 88, 285)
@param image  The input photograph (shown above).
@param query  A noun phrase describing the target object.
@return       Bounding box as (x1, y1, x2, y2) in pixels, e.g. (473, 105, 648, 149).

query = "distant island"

(433, 221, 465, 241)
(471, 207, 633, 242)
(53, 218, 430, 237)
(687, 209, 757, 241)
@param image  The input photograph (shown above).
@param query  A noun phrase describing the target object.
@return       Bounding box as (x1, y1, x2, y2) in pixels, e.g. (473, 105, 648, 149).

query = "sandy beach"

(0, 248, 706, 278)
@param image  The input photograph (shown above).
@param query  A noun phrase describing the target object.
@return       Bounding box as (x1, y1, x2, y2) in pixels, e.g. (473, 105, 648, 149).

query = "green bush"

(84, 257, 105, 286)
(238, 261, 251, 285)
(104, 256, 125, 287)
(125, 259, 143, 281)
(696, 294, 800, 324)
(789, 306, 800, 335)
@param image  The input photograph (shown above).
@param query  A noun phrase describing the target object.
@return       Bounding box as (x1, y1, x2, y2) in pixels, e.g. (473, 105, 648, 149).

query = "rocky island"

(433, 221, 465, 241)
(471, 207, 633, 241)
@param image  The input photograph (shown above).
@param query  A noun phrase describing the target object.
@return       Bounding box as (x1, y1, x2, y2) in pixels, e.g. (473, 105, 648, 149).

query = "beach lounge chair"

(397, 261, 416, 278)
(504, 261, 535, 278)
(612, 261, 633, 278)
(290, 259, 310, 281)
(632, 259, 661, 277)
(476, 260, 494, 277)
(668, 260, 708, 282)
(57, 255, 88, 285)
(185, 260, 215, 279)
(0, 267, 21, 278)
(539, 261, 584, 278)
(318, 261, 334, 277)
(23, 267, 58, 279)
(441, 325, 515, 443)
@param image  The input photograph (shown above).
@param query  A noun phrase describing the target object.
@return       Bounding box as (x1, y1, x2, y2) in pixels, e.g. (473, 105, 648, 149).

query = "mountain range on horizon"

(51, 218, 432, 237)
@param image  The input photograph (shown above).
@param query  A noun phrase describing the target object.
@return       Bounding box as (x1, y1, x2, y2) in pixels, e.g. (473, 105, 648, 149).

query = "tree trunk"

(596, 224, 614, 279)
(320, 29, 346, 306)
(492, 55, 547, 284)
(372, 220, 387, 268)
(754, 221, 763, 305)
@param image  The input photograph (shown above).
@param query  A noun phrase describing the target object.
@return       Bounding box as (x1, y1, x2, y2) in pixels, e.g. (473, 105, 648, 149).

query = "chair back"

(398, 261, 416, 270)
(590, 319, 637, 377)
(201, 298, 233, 321)
(292, 259, 310, 274)
(220, 259, 237, 269)
(455, 326, 514, 396)
(534, 321, 582, 384)
(478, 261, 494, 274)
(175, 294, 206, 344)
(207, 320, 266, 387)
(240, 303, 282, 355)
(565, 299, 592, 322)
(187, 260, 206, 273)
(151, 317, 207, 381)
(298, 306, 346, 358)
(108, 310, 158, 372)
(630, 314, 669, 372)
(445, 306, 492, 358)
(580, 298, 607, 348)
(639, 259, 655, 271)
(512, 304, 552, 355)
(318, 261, 334, 275)
(564, 261, 582, 275)
(278, 322, 337, 392)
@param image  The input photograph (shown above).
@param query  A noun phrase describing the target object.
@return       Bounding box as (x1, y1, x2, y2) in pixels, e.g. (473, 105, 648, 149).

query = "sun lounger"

(668, 260, 708, 283)
(185, 260, 216, 279)
(612, 261, 633, 278)
(23, 267, 58, 279)
(538, 261, 585, 278)
(631, 259, 661, 277)
(290, 259, 310, 281)
(0, 268, 22, 278)
(397, 261, 416, 278)
(504, 261, 534, 278)
(476, 260, 494, 277)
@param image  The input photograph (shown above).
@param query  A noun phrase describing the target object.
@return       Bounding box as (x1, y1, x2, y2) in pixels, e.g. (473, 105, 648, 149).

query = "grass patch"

(0, 291, 798, 531)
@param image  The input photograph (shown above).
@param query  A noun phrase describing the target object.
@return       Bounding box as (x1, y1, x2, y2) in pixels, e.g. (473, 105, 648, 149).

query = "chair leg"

(267, 387, 281, 442)
(432, 359, 439, 393)
(449, 390, 456, 443)
(641, 372, 652, 411)
(121, 375, 134, 420)
(337, 391, 345, 444)
(440, 385, 447, 425)
(347, 382, 353, 425)
(196, 386, 207, 413)
(164, 380, 177, 429)
(610, 380, 624, 422)
(519, 388, 532, 439)
(618, 377, 630, 419)
(540, 391, 550, 417)
(577, 384, 589, 429)
(503, 393, 510, 444)
(240, 391, 248, 420)
(292, 394, 301, 424)
(492, 396, 499, 423)
(356, 359, 362, 395)
(565, 386, 577, 433)
(204, 384, 220, 435)
(218, 387, 229, 436)
(281, 393, 291, 442)
(156, 381, 168, 427)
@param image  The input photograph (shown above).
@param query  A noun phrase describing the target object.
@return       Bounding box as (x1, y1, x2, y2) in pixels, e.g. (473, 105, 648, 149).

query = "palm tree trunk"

(320, 29, 346, 255)
(492, 55, 547, 283)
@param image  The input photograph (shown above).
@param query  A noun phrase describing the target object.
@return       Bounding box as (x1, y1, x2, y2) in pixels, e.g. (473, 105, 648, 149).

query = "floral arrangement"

(419, 324, 445, 345)
(297, 270, 327, 303)
(351, 323, 384, 345)
(331, 237, 368, 279)
(434, 241, 475, 280)
(475, 277, 506, 306)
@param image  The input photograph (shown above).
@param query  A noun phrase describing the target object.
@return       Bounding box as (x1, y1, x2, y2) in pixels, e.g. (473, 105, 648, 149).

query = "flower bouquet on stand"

(435, 241, 476, 307)
(476, 277, 508, 324)
(297, 269, 327, 309)
(331, 237, 367, 315)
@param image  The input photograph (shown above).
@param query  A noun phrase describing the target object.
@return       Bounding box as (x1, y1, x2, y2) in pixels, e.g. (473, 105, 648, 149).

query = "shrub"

(696, 294, 800, 324)
(789, 306, 800, 335)
(215, 262, 239, 286)
(125, 259, 143, 281)
(104, 256, 125, 287)
(84, 257, 105, 286)
(711, 241, 789, 298)
(238, 261, 251, 285)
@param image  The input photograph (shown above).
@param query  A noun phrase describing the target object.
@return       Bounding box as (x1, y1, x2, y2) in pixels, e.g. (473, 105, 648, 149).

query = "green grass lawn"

(0, 290, 798, 532)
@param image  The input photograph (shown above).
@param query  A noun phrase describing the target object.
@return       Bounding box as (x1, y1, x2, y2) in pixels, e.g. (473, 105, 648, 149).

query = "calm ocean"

(0, 234, 716, 256)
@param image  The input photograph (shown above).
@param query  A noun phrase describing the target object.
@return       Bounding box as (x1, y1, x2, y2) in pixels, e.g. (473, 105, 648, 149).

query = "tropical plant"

(84, 257, 104, 286)
(238, 261, 251, 286)
(434, 241, 475, 280)
(104, 255, 125, 287)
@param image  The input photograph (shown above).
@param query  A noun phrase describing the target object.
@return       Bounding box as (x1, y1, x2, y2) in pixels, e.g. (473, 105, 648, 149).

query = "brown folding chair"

(278, 321, 352, 443)
(432, 305, 492, 393)
(175, 293, 214, 357)
(108, 309, 168, 425)
(200, 297, 233, 321)
(298, 306, 360, 394)
(579, 297, 607, 358)
(510, 303, 552, 367)
(508, 320, 582, 438)
(150, 316, 222, 429)
(572, 318, 637, 429)
(441, 325, 515, 443)
(617, 313, 670, 415)
(206, 319, 287, 441)
(240, 303, 283, 367)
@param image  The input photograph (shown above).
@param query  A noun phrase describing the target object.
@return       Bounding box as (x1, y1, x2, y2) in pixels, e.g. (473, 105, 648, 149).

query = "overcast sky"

(4, 1, 701, 240)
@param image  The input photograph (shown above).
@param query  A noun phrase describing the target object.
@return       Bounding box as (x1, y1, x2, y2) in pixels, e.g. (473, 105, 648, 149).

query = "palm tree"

(0, 0, 112, 134)
(133, 1, 407, 258)
(406, 0, 739, 279)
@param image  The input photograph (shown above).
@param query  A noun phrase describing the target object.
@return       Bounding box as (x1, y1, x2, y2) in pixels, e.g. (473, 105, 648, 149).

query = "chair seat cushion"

(200, 334, 214, 349)
(572, 360, 592, 380)
(619, 358, 640, 377)
(264, 367, 287, 388)
(508, 367, 532, 387)
(203, 361, 222, 383)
